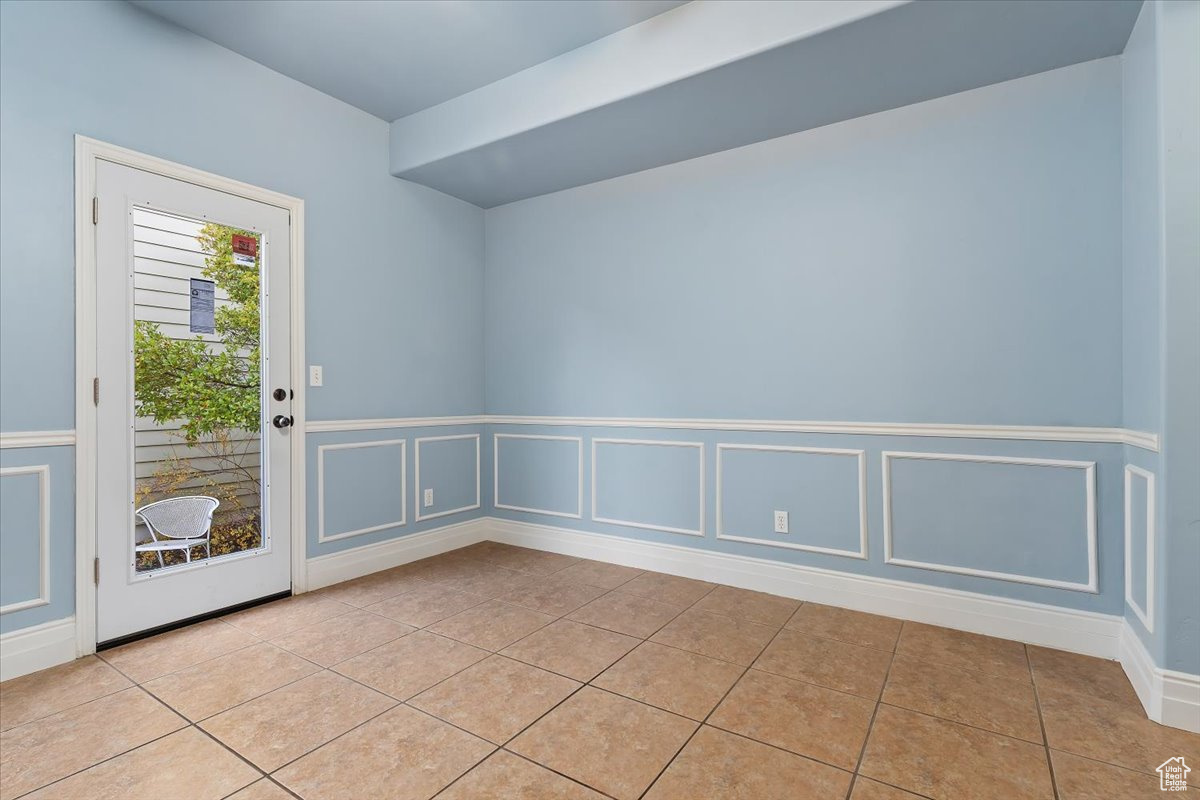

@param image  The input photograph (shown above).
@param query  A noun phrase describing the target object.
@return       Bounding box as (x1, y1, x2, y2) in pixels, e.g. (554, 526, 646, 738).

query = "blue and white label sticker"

(189, 277, 215, 334)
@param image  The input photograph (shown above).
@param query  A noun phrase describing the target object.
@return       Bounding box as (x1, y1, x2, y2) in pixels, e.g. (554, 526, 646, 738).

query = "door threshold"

(96, 589, 292, 651)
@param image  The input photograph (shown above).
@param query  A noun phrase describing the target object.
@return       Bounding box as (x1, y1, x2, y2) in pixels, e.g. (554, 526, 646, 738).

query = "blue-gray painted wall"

(487, 425, 1123, 614)
(1155, 0, 1200, 676)
(1120, 0, 1200, 674)
(1, 0, 1195, 678)
(484, 58, 1123, 425)
(0, 448, 74, 635)
(306, 426, 483, 559)
(0, 0, 484, 633)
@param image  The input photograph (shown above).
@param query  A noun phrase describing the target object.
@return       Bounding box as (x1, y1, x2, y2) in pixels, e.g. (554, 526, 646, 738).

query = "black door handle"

(272, 414, 293, 429)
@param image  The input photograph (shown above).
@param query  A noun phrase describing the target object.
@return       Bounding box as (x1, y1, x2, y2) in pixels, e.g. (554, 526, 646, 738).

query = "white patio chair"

(134, 496, 219, 568)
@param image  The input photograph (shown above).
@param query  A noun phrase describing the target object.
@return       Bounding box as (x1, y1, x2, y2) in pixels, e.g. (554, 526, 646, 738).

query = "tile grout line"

(843, 619, 900, 800)
(636, 599, 796, 800)
(1028, 644, 1063, 800)
(424, 572, 725, 800)
(7, 687, 191, 800)
(484, 581, 724, 800)
(8, 543, 1155, 799)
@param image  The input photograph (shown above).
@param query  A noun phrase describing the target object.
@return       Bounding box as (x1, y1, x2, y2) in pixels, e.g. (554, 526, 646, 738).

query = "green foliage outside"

(134, 223, 262, 442)
(133, 222, 263, 569)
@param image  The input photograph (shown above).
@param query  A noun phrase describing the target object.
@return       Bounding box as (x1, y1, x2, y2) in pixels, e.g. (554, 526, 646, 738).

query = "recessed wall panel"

(717, 445, 865, 557)
(415, 435, 480, 521)
(319, 440, 406, 541)
(884, 452, 1095, 591)
(592, 439, 703, 536)
(1124, 465, 1155, 630)
(0, 468, 45, 610)
(494, 434, 581, 518)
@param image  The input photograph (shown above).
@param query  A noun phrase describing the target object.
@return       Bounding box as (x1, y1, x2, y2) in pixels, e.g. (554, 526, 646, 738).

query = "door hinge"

(94, 557, 100, 585)
(93, 377, 99, 406)
(92, 197, 98, 225)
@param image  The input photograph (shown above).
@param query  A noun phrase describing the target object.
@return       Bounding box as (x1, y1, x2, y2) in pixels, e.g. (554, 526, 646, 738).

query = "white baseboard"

(0, 617, 77, 682)
(484, 517, 1125, 659)
(1120, 621, 1200, 733)
(304, 517, 490, 591)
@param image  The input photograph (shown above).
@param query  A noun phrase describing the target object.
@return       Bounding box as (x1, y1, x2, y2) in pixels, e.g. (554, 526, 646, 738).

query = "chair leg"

(185, 547, 191, 563)
(156, 552, 164, 569)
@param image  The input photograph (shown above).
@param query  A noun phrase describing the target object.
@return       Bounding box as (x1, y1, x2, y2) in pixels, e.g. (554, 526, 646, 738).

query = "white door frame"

(74, 135, 307, 656)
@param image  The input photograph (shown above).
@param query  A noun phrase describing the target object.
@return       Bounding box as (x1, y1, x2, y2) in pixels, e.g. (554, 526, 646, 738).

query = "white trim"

(0, 465, 51, 615)
(0, 431, 76, 449)
(75, 135, 307, 654)
(414, 434, 481, 522)
(317, 439, 407, 542)
(306, 415, 1157, 450)
(485, 415, 1158, 451)
(714, 443, 867, 559)
(307, 416, 485, 433)
(1120, 621, 1200, 733)
(306, 517, 489, 590)
(1123, 465, 1156, 632)
(493, 433, 584, 519)
(881, 451, 1098, 593)
(483, 517, 1123, 659)
(0, 617, 77, 682)
(591, 438, 705, 538)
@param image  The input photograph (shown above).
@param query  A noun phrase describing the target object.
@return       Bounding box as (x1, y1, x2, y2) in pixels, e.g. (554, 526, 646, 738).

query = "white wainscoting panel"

(493, 433, 583, 519)
(317, 439, 407, 543)
(1123, 464, 1156, 632)
(591, 438, 705, 537)
(0, 464, 51, 615)
(414, 433, 481, 522)
(715, 443, 867, 558)
(882, 451, 1098, 593)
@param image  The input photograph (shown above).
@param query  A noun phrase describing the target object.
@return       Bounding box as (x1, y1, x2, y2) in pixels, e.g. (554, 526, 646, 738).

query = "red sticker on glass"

(231, 234, 257, 258)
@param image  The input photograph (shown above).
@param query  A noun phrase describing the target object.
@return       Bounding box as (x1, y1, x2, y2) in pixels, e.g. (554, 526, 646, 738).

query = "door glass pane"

(132, 208, 264, 572)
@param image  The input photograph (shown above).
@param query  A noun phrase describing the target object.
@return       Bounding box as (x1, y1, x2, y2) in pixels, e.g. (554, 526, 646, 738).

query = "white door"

(94, 159, 293, 643)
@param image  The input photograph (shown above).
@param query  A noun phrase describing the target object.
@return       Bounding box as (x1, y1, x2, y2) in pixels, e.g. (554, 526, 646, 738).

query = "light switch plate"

(309, 365, 323, 387)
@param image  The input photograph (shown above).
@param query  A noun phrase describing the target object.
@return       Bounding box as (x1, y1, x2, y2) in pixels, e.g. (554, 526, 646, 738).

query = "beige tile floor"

(2, 540, 1198, 799)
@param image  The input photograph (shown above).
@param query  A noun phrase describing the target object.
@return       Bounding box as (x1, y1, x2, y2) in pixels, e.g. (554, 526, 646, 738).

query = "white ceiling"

(129, 0, 686, 121)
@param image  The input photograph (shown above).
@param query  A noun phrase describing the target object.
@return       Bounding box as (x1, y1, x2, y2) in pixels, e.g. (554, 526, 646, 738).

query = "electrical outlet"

(309, 365, 323, 387)
(423, 488, 434, 508)
(773, 510, 789, 534)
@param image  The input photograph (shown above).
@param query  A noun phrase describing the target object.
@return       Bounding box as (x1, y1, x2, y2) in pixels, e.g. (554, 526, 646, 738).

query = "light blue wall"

(887, 456, 1092, 588)
(490, 424, 1125, 614)
(0, 447, 75, 635)
(481, 58, 1130, 621)
(1120, 0, 1167, 666)
(593, 440, 703, 535)
(0, 0, 483, 431)
(1120, 0, 1200, 675)
(1121, 0, 1164, 436)
(484, 58, 1123, 426)
(1155, 0, 1200, 675)
(719, 446, 863, 556)
(415, 435, 481, 521)
(493, 435, 582, 519)
(0, 0, 484, 632)
(307, 426, 483, 558)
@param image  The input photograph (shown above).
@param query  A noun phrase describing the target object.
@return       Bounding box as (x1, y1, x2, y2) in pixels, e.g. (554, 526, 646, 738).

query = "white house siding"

(132, 208, 261, 521)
